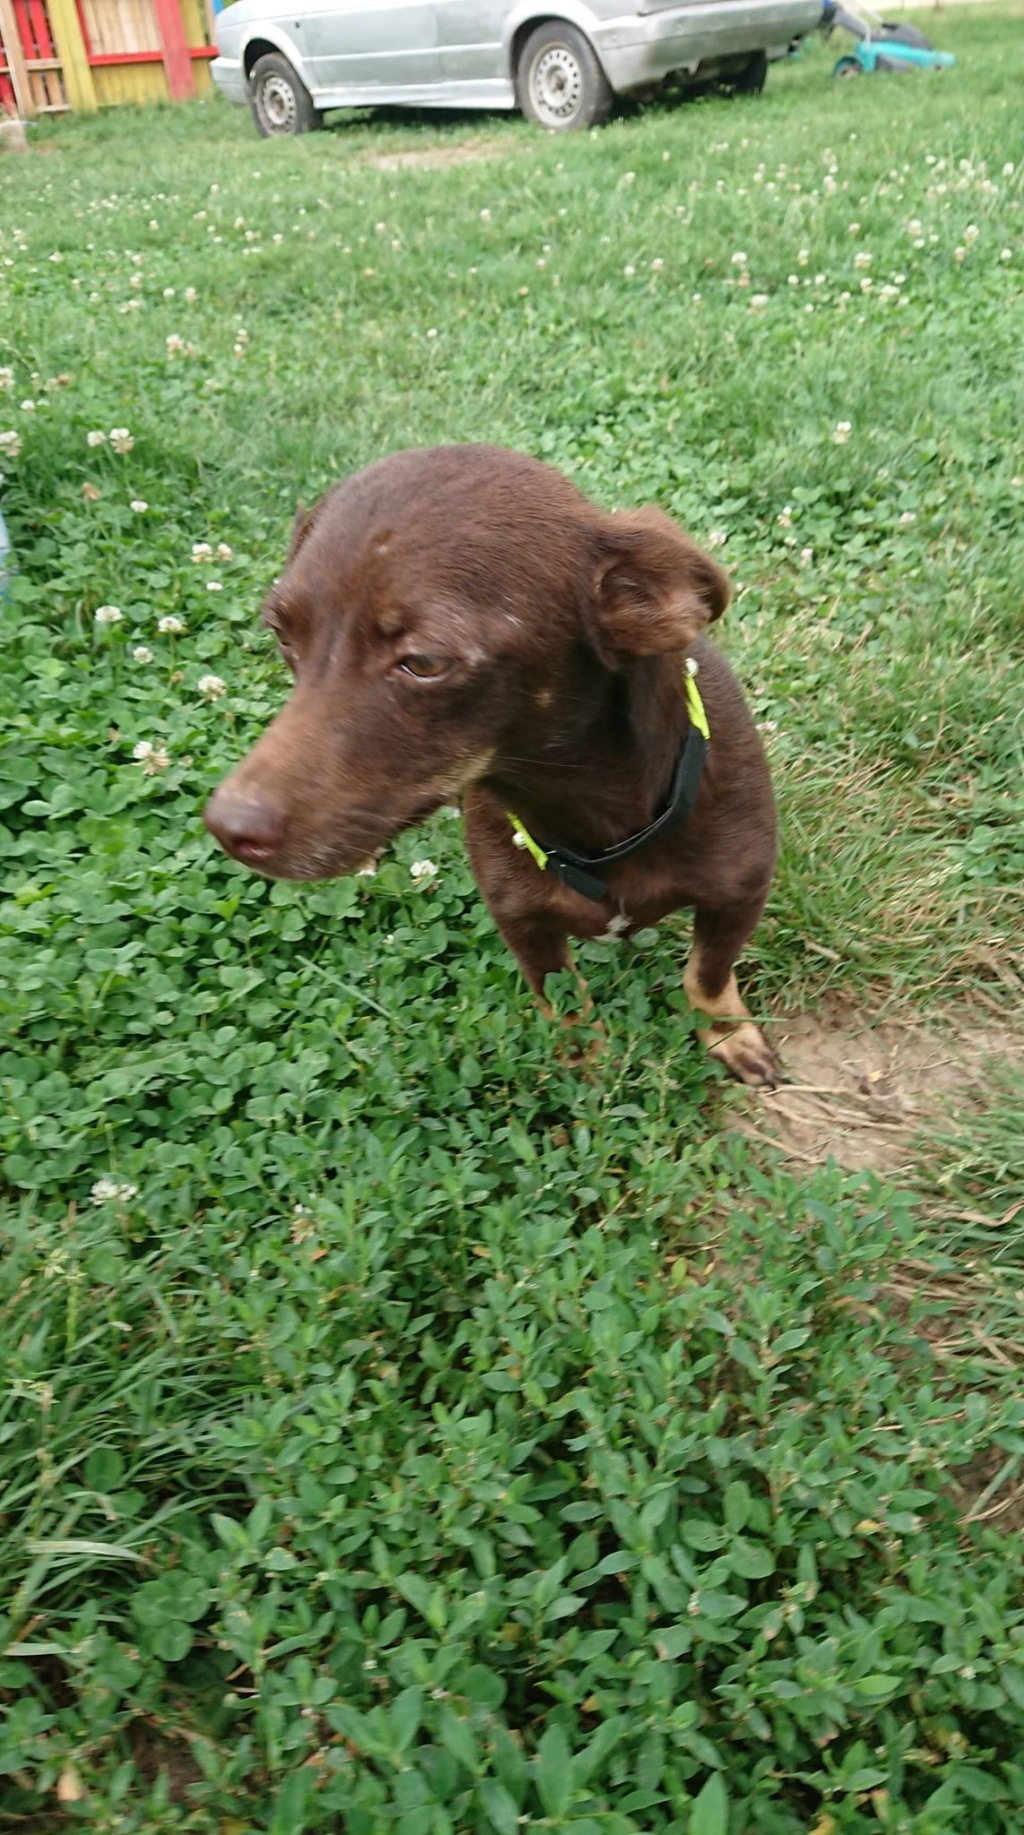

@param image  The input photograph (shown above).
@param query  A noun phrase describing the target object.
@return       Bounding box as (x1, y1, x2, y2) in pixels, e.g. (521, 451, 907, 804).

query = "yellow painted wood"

(47, 0, 99, 109)
(0, 0, 36, 116)
(93, 60, 167, 104)
(179, 0, 206, 47)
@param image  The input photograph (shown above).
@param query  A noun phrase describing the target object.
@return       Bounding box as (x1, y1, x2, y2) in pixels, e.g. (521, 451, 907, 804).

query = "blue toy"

(821, 1, 956, 75)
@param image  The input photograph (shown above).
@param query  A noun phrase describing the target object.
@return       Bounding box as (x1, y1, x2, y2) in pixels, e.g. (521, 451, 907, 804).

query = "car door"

(435, 0, 508, 93)
(302, 0, 441, 100)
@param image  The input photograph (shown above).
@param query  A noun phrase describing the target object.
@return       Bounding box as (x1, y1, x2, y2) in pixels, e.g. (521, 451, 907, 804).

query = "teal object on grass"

(823, 1, 956, 75)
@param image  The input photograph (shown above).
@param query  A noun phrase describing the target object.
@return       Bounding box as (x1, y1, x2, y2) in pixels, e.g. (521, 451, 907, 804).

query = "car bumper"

(595, 1, 822, 89)
(211, 55, 249, 106)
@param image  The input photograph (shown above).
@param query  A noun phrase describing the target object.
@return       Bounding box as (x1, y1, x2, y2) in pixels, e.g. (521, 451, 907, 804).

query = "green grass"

(1, 11, 1024, 1828)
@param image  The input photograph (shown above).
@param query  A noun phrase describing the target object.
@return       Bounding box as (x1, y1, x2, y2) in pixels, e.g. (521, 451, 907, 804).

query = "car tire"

(729, 50, 768, 94)
(517, 22, 613, 132)
(249, 52, 321, 138)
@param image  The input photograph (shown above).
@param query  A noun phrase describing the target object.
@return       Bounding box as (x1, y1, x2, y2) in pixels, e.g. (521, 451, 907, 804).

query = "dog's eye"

(399, 654, 449, 681)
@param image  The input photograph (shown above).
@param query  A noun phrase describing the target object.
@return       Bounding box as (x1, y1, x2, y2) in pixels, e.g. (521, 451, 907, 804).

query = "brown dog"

(204, 445, 777, 1085)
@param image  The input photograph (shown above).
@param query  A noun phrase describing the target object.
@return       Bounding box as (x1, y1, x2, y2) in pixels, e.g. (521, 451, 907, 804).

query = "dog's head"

(204, 446, 729, 879)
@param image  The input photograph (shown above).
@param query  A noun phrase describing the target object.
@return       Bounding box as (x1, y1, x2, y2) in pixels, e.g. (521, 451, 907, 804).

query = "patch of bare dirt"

(734, 999, 1023, 1174)
(360, 136, 513, 173)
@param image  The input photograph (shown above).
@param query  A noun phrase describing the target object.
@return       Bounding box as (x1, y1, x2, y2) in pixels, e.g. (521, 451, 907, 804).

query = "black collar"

(506, 667, 710, 904)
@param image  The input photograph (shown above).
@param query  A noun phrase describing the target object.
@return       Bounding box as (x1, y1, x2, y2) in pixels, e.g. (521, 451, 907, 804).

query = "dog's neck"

(485, 652, 690, 853)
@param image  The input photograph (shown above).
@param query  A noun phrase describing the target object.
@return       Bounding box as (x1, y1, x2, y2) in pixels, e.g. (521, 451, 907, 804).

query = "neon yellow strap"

(507, 815, 549, 871)
(685, 673, 710, 741)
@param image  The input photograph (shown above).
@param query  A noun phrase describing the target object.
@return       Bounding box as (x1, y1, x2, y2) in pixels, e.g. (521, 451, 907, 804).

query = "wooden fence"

(0, 0, 216, 117)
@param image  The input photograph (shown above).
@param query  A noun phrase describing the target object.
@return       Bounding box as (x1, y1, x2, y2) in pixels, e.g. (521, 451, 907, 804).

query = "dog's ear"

(286, 494, 329, 562)
(586, 507, 731, 667)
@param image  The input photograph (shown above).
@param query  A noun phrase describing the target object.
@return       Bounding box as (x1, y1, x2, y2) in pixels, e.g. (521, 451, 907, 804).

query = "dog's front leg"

(490, 915, 573, 1020)
(683, 901, 778, 1089)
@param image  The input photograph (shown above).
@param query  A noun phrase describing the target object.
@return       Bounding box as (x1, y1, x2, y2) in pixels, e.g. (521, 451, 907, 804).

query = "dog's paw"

(707, 1021, 779, 1089)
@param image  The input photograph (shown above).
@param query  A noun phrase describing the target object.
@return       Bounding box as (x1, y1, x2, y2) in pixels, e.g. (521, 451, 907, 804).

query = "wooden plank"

(0, 0, 36, 113)
(46, 0, 97, 105)
(178, 0, 206, 51)
(151, 0, 191, 96)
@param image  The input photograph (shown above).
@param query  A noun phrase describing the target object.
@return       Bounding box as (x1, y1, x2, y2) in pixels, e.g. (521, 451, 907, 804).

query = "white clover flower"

(623, 265, 635, 278)
(410, 859, 438, 885)
(899, 510, 916, 526)
(707, 529, 727, 548)
(130, 498, 148, 513)
(964, 224, 979, 245)
(787, 275, 800, 287)
(854, 251, 872, 270)
(651, 257, 664, 272)
(954, 246, 965, 264)
(20, 399, 35, 413)
(731, 251, 748, 267)
(215, 542, 233, 561)
(908, 218, 922, 236)
(91, 1177, 121, 1204)
(94, 605, 122, 624)
(797, 248, 809, 266)
(0, 430, 21, 458)
(158, 614, 185, 634)
(191, 542, 213, 562)
(198, 672, 226, 699)
(163, 286, 176, 299)
(184, 285, 198, 303)
(0, 367, 13, 390)
(832, 421, 852, 444)
(750, 294, 768, 309)
(206, 580, 223, 592)
(87, 429, 106, 447)
(50, 250, 63, 263)
(848, 222, 861, 236)
(133, 740, 170, 773)
(777, 506, 793, 529)
(800, 547, 814, 565)
(110, 428, 134, 453)
(1003, 163, 1015, 178)
(133, 645, 154, 663)
(1000, 248, 1012, 262)
(166, 333, 185, 355)
(355, 860, 378, 877)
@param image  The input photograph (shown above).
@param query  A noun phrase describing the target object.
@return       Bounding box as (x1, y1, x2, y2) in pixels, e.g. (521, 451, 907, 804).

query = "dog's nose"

(204, 785, 287, 868)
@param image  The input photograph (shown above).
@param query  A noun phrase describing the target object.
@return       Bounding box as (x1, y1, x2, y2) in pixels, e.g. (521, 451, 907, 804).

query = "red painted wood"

(73, 0, 91, 56)
(87, 47, 160, 63)
(152, 0, 193, 97)
(19, 0, 56, 61)
(84, 43, 214, 61)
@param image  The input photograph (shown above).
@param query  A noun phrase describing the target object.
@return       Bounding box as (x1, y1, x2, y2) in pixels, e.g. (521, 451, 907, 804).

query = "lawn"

(1, 8, 1023, 1827)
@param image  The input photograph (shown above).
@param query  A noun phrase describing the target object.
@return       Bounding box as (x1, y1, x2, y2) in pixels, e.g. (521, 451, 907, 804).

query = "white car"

(212, 0, 822, 137)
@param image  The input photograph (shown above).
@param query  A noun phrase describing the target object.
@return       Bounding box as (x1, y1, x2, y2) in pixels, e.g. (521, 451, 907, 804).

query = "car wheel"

(517, 22, 613, 132)
(249, 52, 321, 137)
(729, 50, 768, 94)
